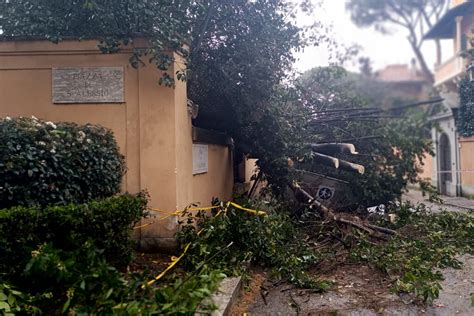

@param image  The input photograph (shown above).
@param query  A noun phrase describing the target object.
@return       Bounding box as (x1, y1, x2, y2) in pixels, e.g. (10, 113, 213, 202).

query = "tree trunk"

(409, 39, 435, 84)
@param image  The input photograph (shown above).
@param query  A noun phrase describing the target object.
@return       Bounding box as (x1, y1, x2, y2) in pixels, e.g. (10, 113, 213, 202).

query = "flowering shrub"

(0, 116, 125, 208)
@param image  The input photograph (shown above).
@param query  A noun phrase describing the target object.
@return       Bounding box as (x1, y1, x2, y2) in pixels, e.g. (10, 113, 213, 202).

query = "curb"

(197, 276, 242, 316)
(211, 276, 242, 316)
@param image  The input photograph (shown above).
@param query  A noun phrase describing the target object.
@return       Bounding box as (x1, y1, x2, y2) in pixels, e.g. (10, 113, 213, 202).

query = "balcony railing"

(434, 52, 468, 87)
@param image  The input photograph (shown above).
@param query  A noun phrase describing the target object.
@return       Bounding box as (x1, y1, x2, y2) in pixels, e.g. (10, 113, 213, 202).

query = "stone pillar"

(137, 53, 193, 252)
(455, 16, 463, 53)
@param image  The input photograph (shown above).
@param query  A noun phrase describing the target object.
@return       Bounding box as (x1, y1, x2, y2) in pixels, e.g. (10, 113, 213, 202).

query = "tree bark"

(409, 39, 435, 84)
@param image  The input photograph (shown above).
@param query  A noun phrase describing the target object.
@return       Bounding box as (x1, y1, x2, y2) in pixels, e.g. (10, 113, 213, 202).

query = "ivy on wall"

(457, 33, 474, 137)
(457, 77, 474, 137)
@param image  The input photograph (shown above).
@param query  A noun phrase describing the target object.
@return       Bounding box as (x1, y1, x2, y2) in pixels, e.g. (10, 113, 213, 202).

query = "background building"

(425, 0, 474, 196)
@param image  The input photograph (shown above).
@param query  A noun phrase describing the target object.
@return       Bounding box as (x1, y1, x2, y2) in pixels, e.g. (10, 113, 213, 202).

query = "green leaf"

(62, 298, 71, 313)
(0, 301, 11, 312)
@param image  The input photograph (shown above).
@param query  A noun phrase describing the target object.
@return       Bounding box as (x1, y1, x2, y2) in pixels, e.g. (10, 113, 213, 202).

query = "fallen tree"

(288, 181, 396, 238)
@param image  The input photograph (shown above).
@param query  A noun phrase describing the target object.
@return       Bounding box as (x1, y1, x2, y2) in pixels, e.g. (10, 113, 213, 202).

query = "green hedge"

(458, 77, 474, 137)
(0, 193, 148, 278)
(0, 116, 125, 208)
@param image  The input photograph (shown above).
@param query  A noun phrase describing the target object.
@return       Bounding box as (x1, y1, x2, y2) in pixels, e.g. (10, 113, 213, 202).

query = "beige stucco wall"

(0, 40, 139, 190)
(192, 145, 234, 205)
(245, 158, 259, 183)
(0, 39, 233, 250)
(434, 7, 473, 86)
(419, 153, 434, 181)
(461, 12, 474, 35)
(459, 137, 474, 196)
(452, 0, 467, 7)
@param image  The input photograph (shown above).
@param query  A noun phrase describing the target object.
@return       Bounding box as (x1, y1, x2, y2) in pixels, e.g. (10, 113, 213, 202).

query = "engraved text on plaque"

(53, 67, 124, 103)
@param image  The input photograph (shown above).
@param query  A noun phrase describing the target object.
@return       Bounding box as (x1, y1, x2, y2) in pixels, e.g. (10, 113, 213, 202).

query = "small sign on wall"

(52, 67, 124, 104)
(193, 144, 209, 175)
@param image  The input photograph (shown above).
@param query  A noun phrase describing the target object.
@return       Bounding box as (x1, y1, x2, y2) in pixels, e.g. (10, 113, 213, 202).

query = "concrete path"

(403, 190, 474, 213)
(403, 190, 474, 316)
(425, 255, 474, 316)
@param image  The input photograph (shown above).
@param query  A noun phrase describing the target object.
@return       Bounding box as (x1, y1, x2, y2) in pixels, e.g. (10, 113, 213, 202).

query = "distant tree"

(346, 0, 450, 83)
(358, 57, 374, 78)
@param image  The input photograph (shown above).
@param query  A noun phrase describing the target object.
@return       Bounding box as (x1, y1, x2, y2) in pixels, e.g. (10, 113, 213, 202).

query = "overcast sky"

(294, 1, 445, 74)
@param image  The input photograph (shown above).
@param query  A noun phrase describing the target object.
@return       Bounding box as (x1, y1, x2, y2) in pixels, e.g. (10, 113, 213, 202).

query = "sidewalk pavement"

(404, 189, 474, 316)
(403, 189, 474, 213)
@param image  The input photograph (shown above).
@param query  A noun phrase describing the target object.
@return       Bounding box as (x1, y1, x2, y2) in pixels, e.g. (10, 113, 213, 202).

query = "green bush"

(0, 193, 147, 278)
(0, 116, 125, 208)
(1, 241, 224, 315)
(177, 200, 332, 290)
(19, 242, 155, 315)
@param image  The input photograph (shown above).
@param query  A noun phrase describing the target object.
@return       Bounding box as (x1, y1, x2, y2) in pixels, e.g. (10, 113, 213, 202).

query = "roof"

(375, 64, 426, 83)
(425, 1, 474, 39)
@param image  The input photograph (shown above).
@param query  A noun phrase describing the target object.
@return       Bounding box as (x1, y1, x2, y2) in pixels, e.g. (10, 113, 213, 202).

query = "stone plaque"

(193, 144, 209, 175)
(52, 67, 124, 103)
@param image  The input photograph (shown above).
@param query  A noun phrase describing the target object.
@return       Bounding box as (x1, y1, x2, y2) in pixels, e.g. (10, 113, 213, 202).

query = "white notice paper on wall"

(193, 144, 209, 175)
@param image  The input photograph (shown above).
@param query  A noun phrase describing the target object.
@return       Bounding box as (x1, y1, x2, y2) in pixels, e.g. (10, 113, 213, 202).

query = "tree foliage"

(0, 0, 193, 85)
(457, 38, 474, 137)
(457, 77, 474, 136)
(353, 202, 473, 302)
(297, 67, 433, 207)
(346, 0, 449, 83)
(178, 200, 332, 290)
(187, 0, 323, 190)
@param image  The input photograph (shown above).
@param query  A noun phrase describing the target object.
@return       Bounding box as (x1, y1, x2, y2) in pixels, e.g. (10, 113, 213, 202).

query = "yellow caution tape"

(148, 208, 177, 215)
(133, 221, 156, 230)
(144, 243, 191, 287)
(135, 202, 266, 231)
(149, 205, 220, 214)
(143, 208, 227, 288)
(135, 207, 216, 231)
(186, 205, 221, 212)
(229, 202, 267, 216)
(141, 201, 267, 287)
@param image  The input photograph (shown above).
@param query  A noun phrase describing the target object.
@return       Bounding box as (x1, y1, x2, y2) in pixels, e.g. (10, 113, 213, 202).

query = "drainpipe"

(455, 130, 462, 196)
(455, 16, 464, 71)
(435, 128, 441, 191)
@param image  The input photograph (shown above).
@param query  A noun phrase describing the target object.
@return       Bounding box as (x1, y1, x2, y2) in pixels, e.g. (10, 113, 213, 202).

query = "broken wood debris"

(310, 143, 358, 155)
(310, 144, 365, 175)
(288, 182, 397, 237)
